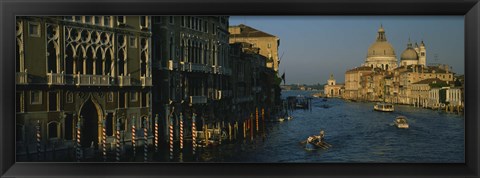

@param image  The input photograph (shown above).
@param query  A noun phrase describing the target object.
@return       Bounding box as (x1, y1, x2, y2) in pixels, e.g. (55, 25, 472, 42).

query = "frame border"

(1, 0, 479, 177)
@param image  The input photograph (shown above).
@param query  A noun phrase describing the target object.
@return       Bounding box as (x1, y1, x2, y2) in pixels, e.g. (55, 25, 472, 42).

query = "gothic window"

(74, 16, 82, 22)
(84, 16, 92, 24)
(28, 22, 40, 37)
(104, 16, 112, 27)
(421, 52, 425, 56)
(180, 16, 184, 26)
(372, 50, 375, 55)
(95, 49, 102, 75)
(169, 16, 174, 24)
(187, 16, 191, 28)
(117, 16, 126, 24)
(204, 21, 208, 33)
(384, 50, 386, 55)
(47, 24, 59, 74)
(141, 91, 147, 108)
(30, 91, 42, 104)
(94, 16, 101, 25)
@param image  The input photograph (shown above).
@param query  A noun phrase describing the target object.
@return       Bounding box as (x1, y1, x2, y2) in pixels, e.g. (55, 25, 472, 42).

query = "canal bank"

(196, 90, 464, 163)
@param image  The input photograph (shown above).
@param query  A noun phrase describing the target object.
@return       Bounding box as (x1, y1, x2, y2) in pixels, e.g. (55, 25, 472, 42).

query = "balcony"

(168, 60, 178, 71)
(140, 75, 152, 87)
(190, 96, 207, 104)
(235, 96, 253, 103)
(118, 74, 131, 87)
(74, 74, 111, 86)
(213, 90, 222, 100)
(182, 63, 209, 73)
(16, 69, 28, 85)
(47, 72, 65, 85)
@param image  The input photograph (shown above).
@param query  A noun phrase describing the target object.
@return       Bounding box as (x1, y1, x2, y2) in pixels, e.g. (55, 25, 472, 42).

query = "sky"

(229, 16, 464, 85)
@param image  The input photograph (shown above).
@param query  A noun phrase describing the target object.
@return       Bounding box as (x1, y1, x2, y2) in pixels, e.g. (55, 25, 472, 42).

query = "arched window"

(48, 121, 59, 139)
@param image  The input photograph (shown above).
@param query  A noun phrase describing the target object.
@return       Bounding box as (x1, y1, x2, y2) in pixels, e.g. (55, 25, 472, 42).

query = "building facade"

(229, 24, 281, 72)
(16, 16, 152, 157)
(324, 74, 344, 97)
(343, 25, 461, 109)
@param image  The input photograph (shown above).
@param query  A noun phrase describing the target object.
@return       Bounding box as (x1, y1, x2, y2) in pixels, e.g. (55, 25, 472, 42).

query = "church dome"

(400, 41, 419, 61)
(366, 25, 396, 58)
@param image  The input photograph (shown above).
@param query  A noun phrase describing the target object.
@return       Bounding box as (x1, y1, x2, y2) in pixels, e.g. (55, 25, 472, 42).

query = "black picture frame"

(1, 0, 479, 177)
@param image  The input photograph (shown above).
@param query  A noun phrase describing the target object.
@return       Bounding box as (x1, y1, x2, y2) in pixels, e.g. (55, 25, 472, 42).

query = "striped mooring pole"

(154, 114, 159, 152)
(192, 113, 197, 155)
(169, 113, 174, 160)
(143, 118, 148, 162)
(76, 117, 82, 161)
(36, 120, 41, 161)
(131, 116, 136, 156)
(116, 117, 121, 162)
(102, 119, 107, 161)
(256, 107, 259, 132)
(179, 113, 184, 150)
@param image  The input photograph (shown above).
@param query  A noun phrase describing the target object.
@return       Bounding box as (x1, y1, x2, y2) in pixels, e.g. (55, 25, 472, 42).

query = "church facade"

(343, 25, 462, 108)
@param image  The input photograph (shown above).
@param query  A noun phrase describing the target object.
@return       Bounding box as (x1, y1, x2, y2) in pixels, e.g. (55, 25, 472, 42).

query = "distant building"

(344, 25, 461, 108)
(324, 74, 344, 97)
(229, 24, 280, 72)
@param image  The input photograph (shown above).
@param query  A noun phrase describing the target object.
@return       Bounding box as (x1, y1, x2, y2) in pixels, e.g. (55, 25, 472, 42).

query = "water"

(214, 90, 465, 163)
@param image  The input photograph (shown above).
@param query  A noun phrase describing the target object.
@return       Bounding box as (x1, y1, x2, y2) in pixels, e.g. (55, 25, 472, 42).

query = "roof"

(346, 66, 373, 73)
(229, 24, 277, 38)
(412, 78, 447, 85)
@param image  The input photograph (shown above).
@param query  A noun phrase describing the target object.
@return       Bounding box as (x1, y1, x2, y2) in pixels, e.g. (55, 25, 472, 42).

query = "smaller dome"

(401, 45, 419, 61)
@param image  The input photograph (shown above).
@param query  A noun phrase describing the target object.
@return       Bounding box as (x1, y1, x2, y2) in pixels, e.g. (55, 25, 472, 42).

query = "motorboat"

(374, 102, 394, 112)
(394, 116, 409, 129)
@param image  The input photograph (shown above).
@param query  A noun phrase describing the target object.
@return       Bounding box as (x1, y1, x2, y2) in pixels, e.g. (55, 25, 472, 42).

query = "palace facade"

(16, 16, 152, 157)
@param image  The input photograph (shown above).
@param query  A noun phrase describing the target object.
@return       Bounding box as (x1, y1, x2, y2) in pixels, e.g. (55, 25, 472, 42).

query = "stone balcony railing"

(168, 60, 179, 71)
(190, 96, 207, 104)
(74, 74, 111, 86)
(140, 75, 152, 87)
(181, 63, 209, 73)
(118, 74, 131, 87)
(47, 72, 65, 85)
(235, 96, 254, 103)
(16, 69, 28, 85)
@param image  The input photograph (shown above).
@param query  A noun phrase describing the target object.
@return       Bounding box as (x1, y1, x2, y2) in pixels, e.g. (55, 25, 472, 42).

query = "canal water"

(206, 90, 464, 163)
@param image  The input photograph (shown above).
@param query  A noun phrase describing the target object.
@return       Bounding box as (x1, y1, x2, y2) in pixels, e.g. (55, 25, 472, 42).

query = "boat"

(277, 117, 285, 122)
(374, 102, 394, 112)
(301, 131, 332, 150)
(286, 116, 293, 120)
(394, 116, 409, 129)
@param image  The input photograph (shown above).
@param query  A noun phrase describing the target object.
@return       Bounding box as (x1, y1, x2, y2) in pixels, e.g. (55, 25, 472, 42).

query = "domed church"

(363, 25, 398, 71)
(400, 40, 427, 67)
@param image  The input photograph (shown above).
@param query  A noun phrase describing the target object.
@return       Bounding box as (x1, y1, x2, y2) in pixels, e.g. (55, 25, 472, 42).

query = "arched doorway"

(79, 98, 102, 149)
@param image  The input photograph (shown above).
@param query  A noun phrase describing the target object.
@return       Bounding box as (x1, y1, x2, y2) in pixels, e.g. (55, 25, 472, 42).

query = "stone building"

(344, 25, 459, 107)
(229, 24, 281, 72)
(324, 74, 344, 97)
(362, 25, 398, 71)
(151, 16, 232, 144)
(16, 16, 152, 157)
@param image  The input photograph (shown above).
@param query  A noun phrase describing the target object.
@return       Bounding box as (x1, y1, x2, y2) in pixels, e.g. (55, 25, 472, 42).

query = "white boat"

(394, 116, 409, 129)
(287, 116, 293, 120)
(374, 102, 394, 112)
(278, 117, 285, 122)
